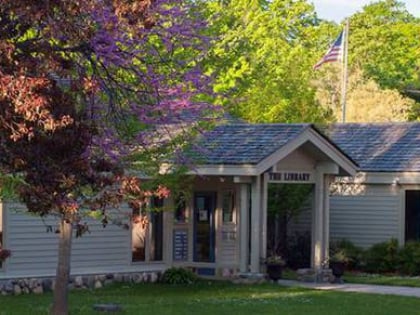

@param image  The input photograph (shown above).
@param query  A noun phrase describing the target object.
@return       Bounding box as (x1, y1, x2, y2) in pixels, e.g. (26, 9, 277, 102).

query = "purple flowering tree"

(0, 1, 214, 314)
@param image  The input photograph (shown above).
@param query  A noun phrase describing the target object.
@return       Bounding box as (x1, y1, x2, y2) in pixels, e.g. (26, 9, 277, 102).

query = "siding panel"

(287, 196, 312, 237)
(2, 202, 164, 279)
(219, 225, 238, 266)
(330, 186, 399, 248)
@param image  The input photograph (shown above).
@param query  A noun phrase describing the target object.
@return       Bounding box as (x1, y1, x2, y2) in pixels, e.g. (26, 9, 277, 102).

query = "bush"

(329, 239, 420, 276)
(160, 267, 198, 285)
(285, 231, 311, 269)
(397, 241, 420, 276)
(330, 239, 364, 270)
(363, 239, 399, 273)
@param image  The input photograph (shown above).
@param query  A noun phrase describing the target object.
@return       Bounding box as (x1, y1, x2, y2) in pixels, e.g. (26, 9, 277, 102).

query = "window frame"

(174, 192, 188, 223)
(131, 197, 164, 263)
(222, 190, 235, 224)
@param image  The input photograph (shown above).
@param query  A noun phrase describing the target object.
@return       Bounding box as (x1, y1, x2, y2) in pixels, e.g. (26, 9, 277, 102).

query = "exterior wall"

(287, 195, 313, 237)
(289, 182, 403, 249)
(6, 172, 406, 278)
(1, 202, 167, 280)
(1, 176, 241, 280)
(275, 147, 316, 172)
(169, 176, 240, 275)
(329, 183, 401, 248)
(195, 177, 239, 270)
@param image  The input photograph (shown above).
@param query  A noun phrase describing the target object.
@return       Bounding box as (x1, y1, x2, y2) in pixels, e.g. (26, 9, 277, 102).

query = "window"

(174, 193, 187, 223)
(222, 190, 235, 223)
(132, 207, 147, 261)
(150, 197, 163, 261)
(132, 197, 163, 262)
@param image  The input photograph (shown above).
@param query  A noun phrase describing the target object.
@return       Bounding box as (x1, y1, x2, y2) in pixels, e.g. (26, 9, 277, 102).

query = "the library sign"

(268, 171, 314, 184)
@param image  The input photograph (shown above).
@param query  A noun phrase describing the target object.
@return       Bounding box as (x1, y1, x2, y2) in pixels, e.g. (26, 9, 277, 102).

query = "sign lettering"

(173, 229, 188, 261)
(268, 171, 313, 183)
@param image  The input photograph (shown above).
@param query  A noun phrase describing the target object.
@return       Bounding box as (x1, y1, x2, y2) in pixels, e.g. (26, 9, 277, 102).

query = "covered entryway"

(266, 183, 313, 269)
(185, 123, 359, 277)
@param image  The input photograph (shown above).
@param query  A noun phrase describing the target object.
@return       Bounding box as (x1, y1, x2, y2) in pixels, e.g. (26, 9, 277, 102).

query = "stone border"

(0, 271, 161, 296)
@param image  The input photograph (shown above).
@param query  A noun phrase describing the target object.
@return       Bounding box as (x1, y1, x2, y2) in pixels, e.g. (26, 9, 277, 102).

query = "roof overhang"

(189, 126, 358, 177)
(336, 171, 420, 185)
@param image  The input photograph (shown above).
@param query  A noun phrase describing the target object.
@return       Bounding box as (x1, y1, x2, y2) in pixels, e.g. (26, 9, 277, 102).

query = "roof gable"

(191, 124, 310, 165)
(189, 123, 358, 176)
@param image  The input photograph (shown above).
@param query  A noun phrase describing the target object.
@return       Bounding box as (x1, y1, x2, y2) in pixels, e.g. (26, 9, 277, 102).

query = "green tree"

(314, 66, 415, 122)
(345, 68, 415, 122)
(203, 0, 332, 123)
(0, 1, 212, 314)
(267, 184, 312, 259)
(313, 0, 420, 121)
(349, 0, 420, 90)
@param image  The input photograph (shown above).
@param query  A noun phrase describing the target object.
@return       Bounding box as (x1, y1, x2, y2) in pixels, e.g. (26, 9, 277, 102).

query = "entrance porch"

(168, 124, 358, 278)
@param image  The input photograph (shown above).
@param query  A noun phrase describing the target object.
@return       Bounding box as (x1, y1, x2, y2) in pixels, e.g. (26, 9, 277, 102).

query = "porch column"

(323, 175, 333, 263)
(239, 183, 249, 273)
(312, 169, 324, 270)
(250, 175, 262, 273)
(260, 173, 269, 261)
(312, 162, 338, 270)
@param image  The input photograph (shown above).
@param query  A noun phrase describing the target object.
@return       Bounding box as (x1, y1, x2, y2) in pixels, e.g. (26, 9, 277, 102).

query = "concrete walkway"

(278, 279, 420, 298)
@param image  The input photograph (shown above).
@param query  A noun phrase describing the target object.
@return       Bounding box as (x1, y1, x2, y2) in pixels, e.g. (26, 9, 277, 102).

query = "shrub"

(285, 231, 311, 269)
(330, 239, 364, 270)
(397, 241, 420, 276)
(363, 239, 399, 273)
(265, 255, 286, 266)
(160, 267, 197, 285)
(329, 250, 350, 264)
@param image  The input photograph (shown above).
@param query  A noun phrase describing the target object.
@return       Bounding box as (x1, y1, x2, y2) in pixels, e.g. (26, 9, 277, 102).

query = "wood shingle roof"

(191, 122, 420, 173)
(325, 123, 420, 172)
(191, 123, 310, 165)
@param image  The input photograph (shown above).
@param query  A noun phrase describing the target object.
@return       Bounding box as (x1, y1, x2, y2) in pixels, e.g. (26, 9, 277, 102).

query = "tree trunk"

(51, 219, 73, 315)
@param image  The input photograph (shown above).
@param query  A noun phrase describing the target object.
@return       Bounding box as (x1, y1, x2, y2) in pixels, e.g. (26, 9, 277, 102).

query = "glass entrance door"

(193, 192, 216, 262)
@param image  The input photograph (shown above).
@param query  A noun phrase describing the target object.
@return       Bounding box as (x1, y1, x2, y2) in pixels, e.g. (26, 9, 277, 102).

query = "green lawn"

(343, 272, 420, 287)
(284, 268, 420, 288)
(1, 281, 420, 315)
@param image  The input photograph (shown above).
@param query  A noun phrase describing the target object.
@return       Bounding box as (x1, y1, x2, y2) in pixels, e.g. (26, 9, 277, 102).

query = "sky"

(311, 0, 420, 23)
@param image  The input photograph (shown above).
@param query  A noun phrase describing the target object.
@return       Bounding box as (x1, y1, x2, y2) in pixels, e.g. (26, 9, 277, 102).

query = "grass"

(343, 272, 420, 287)
(284, 268, 420, 287)
(1, 281, 420, 315)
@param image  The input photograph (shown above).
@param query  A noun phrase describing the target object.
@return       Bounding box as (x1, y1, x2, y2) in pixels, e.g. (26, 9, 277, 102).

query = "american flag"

(313, 31, 344, 70)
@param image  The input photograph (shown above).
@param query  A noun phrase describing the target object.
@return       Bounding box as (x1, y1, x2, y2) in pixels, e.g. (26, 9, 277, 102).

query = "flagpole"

(341, 19, 350, 123)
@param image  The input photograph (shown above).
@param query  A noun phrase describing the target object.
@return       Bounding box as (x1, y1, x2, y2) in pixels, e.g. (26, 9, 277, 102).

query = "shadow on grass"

(1, 281, 420, 315)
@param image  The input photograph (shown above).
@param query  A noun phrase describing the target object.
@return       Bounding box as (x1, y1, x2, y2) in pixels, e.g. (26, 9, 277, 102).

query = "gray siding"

(330, 184, 400, 248)
(289, 184, 401, 249)
(219, 225, 238, 266)
(287, 193, 313, 237)
(2, 202, 165, 279)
